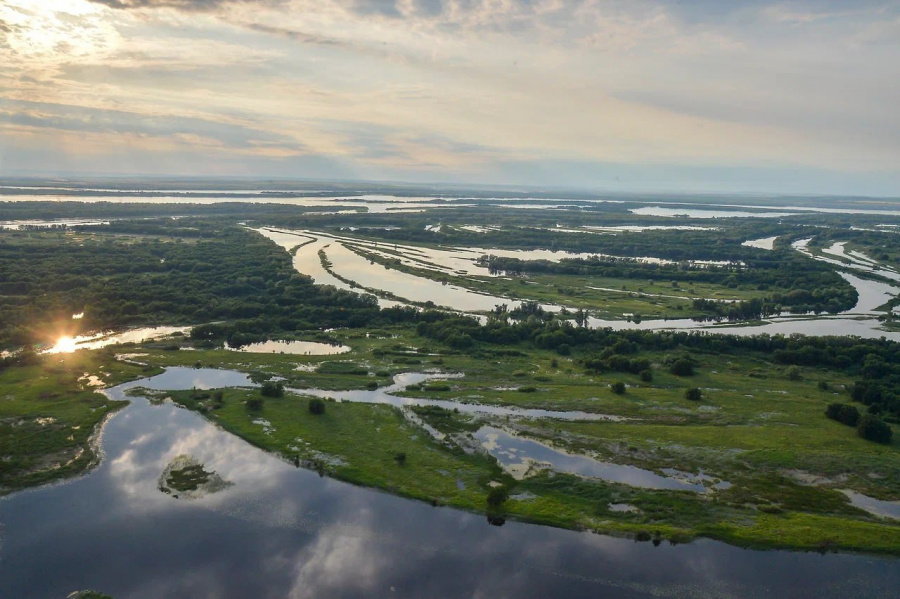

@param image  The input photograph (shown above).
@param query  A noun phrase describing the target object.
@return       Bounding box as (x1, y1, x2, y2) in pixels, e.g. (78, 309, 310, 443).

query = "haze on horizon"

(0, 0, 898, 196)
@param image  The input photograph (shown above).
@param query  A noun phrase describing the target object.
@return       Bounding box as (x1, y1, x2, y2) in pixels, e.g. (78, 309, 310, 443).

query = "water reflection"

(43, 326, 191, 354)
(841, 491, 900, 520)
(474, 426, 709, 491)
(0, 368, 898, 597)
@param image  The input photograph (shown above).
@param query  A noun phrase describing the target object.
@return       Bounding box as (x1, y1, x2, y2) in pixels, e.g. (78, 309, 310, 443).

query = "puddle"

(841, 490, 900, 520)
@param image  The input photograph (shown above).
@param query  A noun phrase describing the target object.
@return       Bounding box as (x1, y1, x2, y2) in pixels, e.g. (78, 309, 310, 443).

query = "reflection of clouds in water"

(108, 408, 290, 512)
(287, 520, 391, 599)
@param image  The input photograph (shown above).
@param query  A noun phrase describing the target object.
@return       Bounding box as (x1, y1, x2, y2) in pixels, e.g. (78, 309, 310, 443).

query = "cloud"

(240, 23, 345, 47)
(0, 98, 306, 154)
(87, 0, 277, 10)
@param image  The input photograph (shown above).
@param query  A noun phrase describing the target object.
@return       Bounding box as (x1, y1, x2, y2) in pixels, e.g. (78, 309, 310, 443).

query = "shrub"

(308, 398, 326, 415)
(857, 414, 893, 444)
(611, 381, 626, 395)
(825, 403, 860, 427)
(669, 359, 695, 376)
(260, 380, 285, 398)
(486, 486, 509, 509)
(423, 383, 451, 392)
(393, 452, 407, 465)
(787, 366, 802, 381)
(246, 397, 264, 411)
(639, 369, 653, 382)
(518, 386, 537, 393)
(365, 381, 378, 390)
(685, 387, 702, 401)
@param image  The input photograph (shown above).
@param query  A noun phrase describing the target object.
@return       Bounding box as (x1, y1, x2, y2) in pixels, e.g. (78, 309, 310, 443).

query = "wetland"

(1, 183, 900, 596)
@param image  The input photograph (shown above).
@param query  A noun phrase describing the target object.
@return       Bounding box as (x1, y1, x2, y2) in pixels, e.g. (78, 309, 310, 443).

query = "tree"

(486, 486, 509, 509)
(787, 366, 801, 381)
(685, 387, 702, 401)
(857, 415, 893, 444)
(308, 397, 326, 415)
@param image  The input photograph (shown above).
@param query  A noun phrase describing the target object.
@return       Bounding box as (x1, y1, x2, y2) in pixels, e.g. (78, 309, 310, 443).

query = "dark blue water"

(1, 369, 897, 598)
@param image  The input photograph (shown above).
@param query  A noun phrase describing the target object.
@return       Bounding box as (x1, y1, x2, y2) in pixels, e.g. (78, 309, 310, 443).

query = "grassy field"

(118, 326, 900, 554)
(0, 349, 159, 495)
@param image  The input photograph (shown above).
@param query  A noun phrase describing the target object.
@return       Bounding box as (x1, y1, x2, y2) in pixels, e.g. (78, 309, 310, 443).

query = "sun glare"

(52, 336, 78, 354)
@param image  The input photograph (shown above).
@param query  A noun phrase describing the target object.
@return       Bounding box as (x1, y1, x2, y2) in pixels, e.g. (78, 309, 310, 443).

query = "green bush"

(670, 359, 695, 376)
(857, 414, 893, 444)
(825, 403, 860, 427)
(685, 387, 702, 401)
(611, 381, 626, 395)
(260, 380, 284, 398)
(308, 398, 326, 415)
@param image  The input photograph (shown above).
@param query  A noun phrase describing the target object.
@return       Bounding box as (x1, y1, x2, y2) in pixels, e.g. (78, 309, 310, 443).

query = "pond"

(1, 367, 898, 597)
(225, 340, 350, 355)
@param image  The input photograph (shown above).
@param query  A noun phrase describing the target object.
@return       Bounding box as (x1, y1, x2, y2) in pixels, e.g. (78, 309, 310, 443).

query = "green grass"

(54, 326, 900, 555)
(345, 242, 767, 318)
(0, 350, 158, 495)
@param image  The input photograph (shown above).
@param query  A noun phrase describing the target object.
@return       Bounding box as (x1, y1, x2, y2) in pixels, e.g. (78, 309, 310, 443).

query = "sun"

(51, 336, 78, 354)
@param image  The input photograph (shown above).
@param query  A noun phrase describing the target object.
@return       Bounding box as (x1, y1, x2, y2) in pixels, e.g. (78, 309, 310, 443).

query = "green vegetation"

(2, 205, 900, 555)
(0, 349, 156, 495)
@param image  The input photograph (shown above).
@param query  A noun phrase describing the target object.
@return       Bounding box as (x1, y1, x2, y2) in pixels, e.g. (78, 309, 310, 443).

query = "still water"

(1, 368, 898, 598)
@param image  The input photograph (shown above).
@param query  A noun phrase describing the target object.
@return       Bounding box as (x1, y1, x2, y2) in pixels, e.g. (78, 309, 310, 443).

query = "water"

(474, 426, 711, 491)
(1, 367, 897, 597)
(42, 326, 191, 354)
(842, 491, 900, 520)
(0, 219, 110, 230)
(630, 206, 798, 219)
(742, 236, 778, 250)
(293, 372, 622, 422)
(225, 340, 350, 355)
(258, 228, 900, 340)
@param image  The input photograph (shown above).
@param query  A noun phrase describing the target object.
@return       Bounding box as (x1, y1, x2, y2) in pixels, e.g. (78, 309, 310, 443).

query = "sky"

(0, 0, 898, 195)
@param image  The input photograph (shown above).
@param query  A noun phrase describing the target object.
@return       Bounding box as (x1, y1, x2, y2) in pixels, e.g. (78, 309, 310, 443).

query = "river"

(1, 368, 897, 598)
